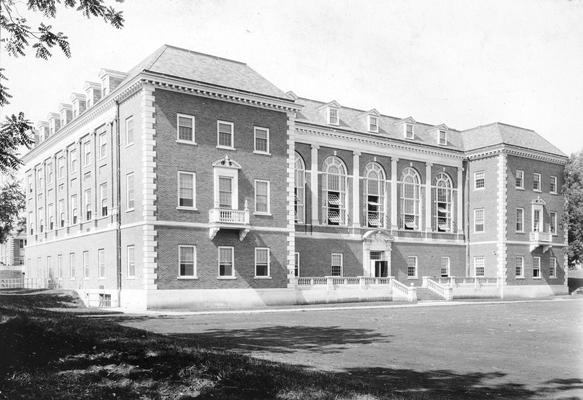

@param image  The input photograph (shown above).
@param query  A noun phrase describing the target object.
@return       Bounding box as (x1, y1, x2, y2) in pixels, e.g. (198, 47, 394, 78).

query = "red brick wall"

(295, 236, 363, 277)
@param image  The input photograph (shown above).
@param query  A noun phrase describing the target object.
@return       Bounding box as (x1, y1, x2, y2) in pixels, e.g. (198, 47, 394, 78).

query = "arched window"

(294, 152, 306, 224)
(322, 156, 347, 225)
(434, 173, 453, 232)
(401, 167, 421, 230)
(364, 162, 386, 228)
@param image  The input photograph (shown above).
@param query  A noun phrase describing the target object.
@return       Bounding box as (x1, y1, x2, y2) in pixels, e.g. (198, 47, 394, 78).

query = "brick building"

(21, 45, 568, 309)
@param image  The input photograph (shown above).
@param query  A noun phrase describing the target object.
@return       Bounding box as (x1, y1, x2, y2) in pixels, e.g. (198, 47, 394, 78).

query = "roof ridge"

(495, 121, 534, 132)
(162, 44, 247, 66)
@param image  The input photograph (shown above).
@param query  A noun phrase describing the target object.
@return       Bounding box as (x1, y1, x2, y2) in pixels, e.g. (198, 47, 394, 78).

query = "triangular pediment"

(212, 155, 241, 169)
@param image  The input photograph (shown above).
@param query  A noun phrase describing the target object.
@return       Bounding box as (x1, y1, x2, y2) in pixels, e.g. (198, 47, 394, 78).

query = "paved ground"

(118, 298, 583, 399)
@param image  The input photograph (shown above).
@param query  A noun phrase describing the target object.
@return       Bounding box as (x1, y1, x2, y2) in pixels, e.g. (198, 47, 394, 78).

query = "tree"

(564, 149, 583, 269)
(0, 181, 25, 243)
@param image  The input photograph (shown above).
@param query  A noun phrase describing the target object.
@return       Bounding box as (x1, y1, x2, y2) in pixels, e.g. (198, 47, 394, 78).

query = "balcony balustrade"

(208, 206, 250, 241)
(529, 230, 553, 252)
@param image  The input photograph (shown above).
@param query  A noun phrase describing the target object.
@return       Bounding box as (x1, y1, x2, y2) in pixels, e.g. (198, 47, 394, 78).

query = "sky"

(1, 0, 582, 156)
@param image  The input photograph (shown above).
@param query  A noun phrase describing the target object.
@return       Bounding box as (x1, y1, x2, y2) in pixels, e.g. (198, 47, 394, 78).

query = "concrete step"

(416, 287, 446, 301)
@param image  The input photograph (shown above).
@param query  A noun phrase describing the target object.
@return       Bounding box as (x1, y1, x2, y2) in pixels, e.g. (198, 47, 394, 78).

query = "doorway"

(370, 251, 388, 277)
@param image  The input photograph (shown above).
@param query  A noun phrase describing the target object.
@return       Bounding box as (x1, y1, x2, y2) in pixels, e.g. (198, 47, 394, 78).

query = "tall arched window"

(434, 173, 453, 232)
(364, 162, 386, 228)
(294, 152, 306, 224)
(322, 156, 347, 225)
(401, 167, 421, 230)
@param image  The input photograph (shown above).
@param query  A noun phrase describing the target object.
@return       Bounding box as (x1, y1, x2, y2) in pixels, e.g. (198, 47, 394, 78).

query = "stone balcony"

(529, 231, 553, 252)
(208, 207, 250, 241)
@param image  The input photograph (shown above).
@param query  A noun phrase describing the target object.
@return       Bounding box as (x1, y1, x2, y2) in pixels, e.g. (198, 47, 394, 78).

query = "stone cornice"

(466, 144, 568, 165)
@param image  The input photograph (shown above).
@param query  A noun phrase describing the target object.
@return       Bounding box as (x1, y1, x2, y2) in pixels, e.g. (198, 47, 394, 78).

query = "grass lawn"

(1, 291, 582, 399)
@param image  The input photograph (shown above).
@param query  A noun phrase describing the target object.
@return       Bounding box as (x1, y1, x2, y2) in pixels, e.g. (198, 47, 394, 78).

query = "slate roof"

(295, 97, 465, 151)
(460, 122, 566, 156)
(122, 44, 291, 100)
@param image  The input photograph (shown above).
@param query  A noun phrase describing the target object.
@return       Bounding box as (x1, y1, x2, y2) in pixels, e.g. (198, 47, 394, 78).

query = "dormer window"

(368, 115, 379, 133)
(405, 123, 414, 139)
(328, 108, 339, 125)
(438, 130, 447, 145)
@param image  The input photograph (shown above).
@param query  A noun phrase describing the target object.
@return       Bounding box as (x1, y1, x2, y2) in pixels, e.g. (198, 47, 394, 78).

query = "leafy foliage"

(564, 150, 583, 268)
(0, 181, 26, 243)
(0, 113, 34, 173)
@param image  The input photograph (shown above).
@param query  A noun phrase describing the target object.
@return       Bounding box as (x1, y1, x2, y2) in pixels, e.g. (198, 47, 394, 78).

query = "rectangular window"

(71, 194, 78, 224)
(294, 252, 300, 277)
(83, 251, 89, 279)
(70, 149, 77, 173)
(438, 130, 447, 145)
(100, 183, 108, 216)
(440, 257, 450, 277)
(328, 108, 339, 125)
(47, 256, 53, 280)
(178, 245, 196, 277)
(218, 246, 234, 277)
(516, 208, 524, 233)
(178, 172, 196, 208)
(254, 127, 269, 154)
(533, 256, 541, 278)
(177, 114, 195, 143)
(59, 199, 65, 227)
(550, 176, 557, 194)
(533, 208, 542, 232)
(127, 245, 135, 277)
(533, 173, 541, 191)
(474, 208, 485, 233)
(84, 188, 92, 221)
(57, 254, 63, 279)
(98, 132, 107, 159)
(58, 157, 65, 178)
(126, 116, 134, 145)
(98, 249, 105, 278)
(126, 173, 135, 211)
(515, 170, 524, 189)
(474, 171, 485, 190)
(48, 204, 54, 230)
(255, 248, 270, 277)
(549, 257, 557, 278)
(255, 180, 270, 214)
(83, 140, 91, 166)
(331, 253, 343, 276)
(515, 256, 524, 278)
(407, 256, 418, 278)
(217, 121, 234, 148)
(405, 123, 414, 139)
(47, 162, 53, 182)
(369, 115, 378, 132)
(218, 176, 232, 208)
(474, 256, 485, 277)
(550, 212, 557, 235)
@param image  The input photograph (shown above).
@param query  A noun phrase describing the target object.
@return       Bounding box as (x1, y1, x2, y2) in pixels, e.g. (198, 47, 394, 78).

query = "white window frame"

(254, 179, 271, 215)
(100, 182, 108, 217)
(474, 208, 485, 233)
(368, 115, 379, 133)
(474, 171, 485, 190)
(404, 123, 414, 139)
(82, 250, 89, 279)
(533, 173, 541, 192)
(127, 245, 135, 278)
(69, 253, 76, 279)
(84, 188, 92, 221)
(126, 172, 135, 211)
(218, 246, 235, 279)
(550, 176, 558, 194)
(440, 256, 450, 277)
(254, 247, 271, 278)
(70, 149, 77, 173)
(331, 253, 343, 276)
(253, 126, 270, 155)
(99, 132, 107, 160)
(515, 256, 524, 278)
(216, 120, 235, 150)
(57, 156, 65, 179)
(549, 257, 557, 278)
(407, 256, 418, 279)
(177, 171, 197, 210)
(515, 170, 524, 189)
(474, 256, 485, 277)
(98, 248, 105, 279)
(516, 208, 524, 233)
(125, 116, 134, 147)
(83, 140, 91, 167)
(178, 245, 197, 279)
(323, 156, 348, 226)
(533, 256, 541, 279)
(294, 153, 306, 224)
(57, 254, 63, 279)
(550, 212, 558, 236)
(328, 107, 339, 125)
(176, 113, 196, 145)
(294, 252, 300, 277)
(438, 130, 447, 145)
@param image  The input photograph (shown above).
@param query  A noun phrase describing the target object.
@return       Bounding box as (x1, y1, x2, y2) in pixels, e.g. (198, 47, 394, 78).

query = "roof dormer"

(37, 121, 49, 142)
(366, 109, 380, 133)
(47, 113, 60, 136)
(286, 90, 299, 101)
(59, 103, 73, 127)
(98, 69, 127, 97)
(398, 117, 416, 139)
(432, 124, 449, 146)
(70, 93, 87, 118)
(84, 81, 102, 108)
(318, 100, 341, 125)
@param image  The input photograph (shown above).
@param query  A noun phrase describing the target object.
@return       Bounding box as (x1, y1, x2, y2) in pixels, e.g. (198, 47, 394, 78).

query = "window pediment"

(212, 155, 241, 169)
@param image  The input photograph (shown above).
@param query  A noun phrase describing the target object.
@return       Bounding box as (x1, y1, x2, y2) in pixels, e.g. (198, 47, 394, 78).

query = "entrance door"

(370, 251, 388, 277)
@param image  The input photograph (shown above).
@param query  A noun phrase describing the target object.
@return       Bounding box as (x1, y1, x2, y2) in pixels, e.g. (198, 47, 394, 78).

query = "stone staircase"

(416, 287, 447, 301)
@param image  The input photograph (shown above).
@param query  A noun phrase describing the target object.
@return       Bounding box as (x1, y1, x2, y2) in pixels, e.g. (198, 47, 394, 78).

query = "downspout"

(464, 159, 470, 278)
(114, 100, 122, 307)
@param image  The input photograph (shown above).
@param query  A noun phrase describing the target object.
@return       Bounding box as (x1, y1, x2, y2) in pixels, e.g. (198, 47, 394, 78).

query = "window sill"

(177, 276, 198, 280)
(253, 212, 272, 217)
(254, 276, 272, 280)
(216, 145, 236, 151)
(533, 276, 542, 280)
(253, 151, 271, 156)
(217, 276, 236, 280)
(550, 192, 558, 195)
(474, 188, 485, 191)
(176, 140, 197, 146)
(533, 189, 542, 193)
(125, 143, 134, 149)
(177, 206, 198, 211)
(515, 187, 525, 191)
(516, 231, 525, 234)
(515, 277, 525, 280)
(126, 208, 135, 213)
(407, 276, 418, 280)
